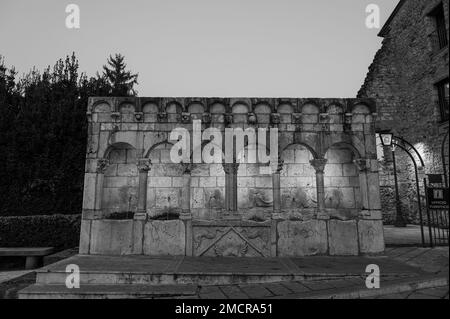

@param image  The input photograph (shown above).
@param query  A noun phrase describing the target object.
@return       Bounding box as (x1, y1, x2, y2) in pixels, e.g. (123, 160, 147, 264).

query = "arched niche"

(236, 144, 272, 220)
(210, 103, 226, 114)
(326, 104, 344, 114)
(232, 103, 249, 124)
(166, 102, 182, 114)
(254, 103, 271, 114)
(142, 103, 159, 113)
(301, 103, 320, 114)
(188, 103, 205, 120)
(323, 143, 361, 213)
(189, 141, 226, 220)
(277, 103, 294, 123)
(279, 144, 318, 216)
(146, 142, 183, 217)
(210, 103, 226, 123)
(326, 104, 344, 124)
(277, 104, 294, 114)
(254, 103, 271, 124)
(101, 143, 138, 214)
(232, 103, 249, 114)
(94, 102, 111, 113)
(119, 103, 135, 113)
(352, 103, 371, 114)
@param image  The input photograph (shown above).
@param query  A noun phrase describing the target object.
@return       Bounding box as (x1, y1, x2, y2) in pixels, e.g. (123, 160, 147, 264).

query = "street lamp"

(379, 132, 407, 228)
(380, 132, 394, 147)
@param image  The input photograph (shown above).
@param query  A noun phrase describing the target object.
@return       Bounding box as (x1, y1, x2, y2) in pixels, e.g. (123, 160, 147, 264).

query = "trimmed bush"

(0, 214, 81, 250)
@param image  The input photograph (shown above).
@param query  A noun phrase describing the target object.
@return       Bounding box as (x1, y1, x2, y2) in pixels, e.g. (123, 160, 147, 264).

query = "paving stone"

(326, 279, 360, 289)
(239, 284, 273, 298)
(407, 292, 440, 299)
(413, 287, 449, 298)
(279, 281, 311, 293)
(376, 292, 411, 299)
(199, 286, 227, 299)
(262, 283, 293, 296)
(300, 280, 335, 291)
(219, 286, 249, 299)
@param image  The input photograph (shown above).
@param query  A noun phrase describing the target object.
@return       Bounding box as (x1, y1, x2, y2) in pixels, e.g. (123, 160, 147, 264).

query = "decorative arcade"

(80, 97, 384, 257)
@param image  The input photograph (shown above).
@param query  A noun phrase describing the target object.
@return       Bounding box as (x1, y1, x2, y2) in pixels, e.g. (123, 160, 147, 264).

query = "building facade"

(79, 97, 384, 257)
(359, 0, 449, 223)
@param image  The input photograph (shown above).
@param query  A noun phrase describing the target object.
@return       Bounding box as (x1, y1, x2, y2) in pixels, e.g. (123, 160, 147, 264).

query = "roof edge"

(378, 0, 406, 37)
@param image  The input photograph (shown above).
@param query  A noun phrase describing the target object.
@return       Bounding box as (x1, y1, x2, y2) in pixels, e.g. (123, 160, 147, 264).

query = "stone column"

(223, 162, 239, 218)
(272, 159, 284, 216)
(137, 158, 152, 215)
(310, 159, 328, 218)
(181, 163, 192, 217)
(354, 158, 384, 254)
(94, 158, 109, 213)
(180, 163, 193, 256)
(354, 158, 370, 211)
(354, 158, 382, 215)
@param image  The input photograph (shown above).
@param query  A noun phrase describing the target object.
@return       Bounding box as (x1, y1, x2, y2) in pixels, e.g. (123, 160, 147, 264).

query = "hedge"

(0, 214, 81, 250)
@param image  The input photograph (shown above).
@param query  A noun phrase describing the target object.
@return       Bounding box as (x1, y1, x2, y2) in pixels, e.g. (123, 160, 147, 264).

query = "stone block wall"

(359, 0, 449, 223)
(80, 97, 384, 257)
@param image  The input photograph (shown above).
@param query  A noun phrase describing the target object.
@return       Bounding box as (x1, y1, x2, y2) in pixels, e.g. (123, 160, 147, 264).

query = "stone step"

(36, 270, 359, 286)
(19, 284, 199, 299)
(32, 254, 424, 286)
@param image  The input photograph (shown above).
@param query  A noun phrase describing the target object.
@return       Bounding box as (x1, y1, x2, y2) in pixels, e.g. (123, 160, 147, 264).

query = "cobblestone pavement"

(385, 246, 449, 274)
(374, 286, 449, 299)
(194, 280, 449, 300)
(3, 247, 449, 299)
(193, 247, 449, 300)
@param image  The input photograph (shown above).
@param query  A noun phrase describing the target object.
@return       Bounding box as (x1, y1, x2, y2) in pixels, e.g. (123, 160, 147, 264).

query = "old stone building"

(359, 0, 449, 223)
(79, 97, 384, 257)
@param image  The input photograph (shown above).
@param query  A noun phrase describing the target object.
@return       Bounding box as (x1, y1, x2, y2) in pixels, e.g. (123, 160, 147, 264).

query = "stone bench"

(0, 247, 54, 269)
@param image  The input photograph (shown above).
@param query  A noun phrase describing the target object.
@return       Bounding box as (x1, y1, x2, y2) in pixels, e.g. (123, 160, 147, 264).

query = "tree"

(102, 53, 138, 96)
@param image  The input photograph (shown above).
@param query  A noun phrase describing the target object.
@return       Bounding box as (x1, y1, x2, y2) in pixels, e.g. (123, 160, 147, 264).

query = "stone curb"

(269, 276, 449, 299)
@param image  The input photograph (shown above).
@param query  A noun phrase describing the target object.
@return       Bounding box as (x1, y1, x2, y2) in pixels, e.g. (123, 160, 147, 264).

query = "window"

(436, 78, 449, 122)
(430, 3, 448, 50)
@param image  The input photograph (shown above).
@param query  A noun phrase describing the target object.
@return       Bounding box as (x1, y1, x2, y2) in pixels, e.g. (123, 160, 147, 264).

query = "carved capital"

(354, 158, 369, 172)
(273, 158, 284, 173)
(134, 112, 143, 121)
(182, 162, 193, 174)
(222, 163, 239, 174)
(137, 158, 152, 173)
(248, 112, 257, 125)
(224, 113, 233, 125)
(96, 158, 110, 174)
(292, 113, 302, 124)
(271, 113, 280, 124)
(157, 112, 168, 123)
(86, 111, 93, 123)
(319, 113, 329, 123)
(111, 112, 121, 121)
(309, 159, 328, 173)
(181, 112, 191, 124)
(202, 112, 211, 124)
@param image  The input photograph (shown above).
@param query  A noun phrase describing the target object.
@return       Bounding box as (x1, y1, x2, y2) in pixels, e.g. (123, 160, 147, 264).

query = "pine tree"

(102, 54, 138, 96)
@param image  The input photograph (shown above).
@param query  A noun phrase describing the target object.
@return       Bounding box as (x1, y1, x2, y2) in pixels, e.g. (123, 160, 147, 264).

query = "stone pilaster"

(137, 158, 152, 215)
(310, 159, 328, 219)
(95, 158, 109, 212)
(272, 159, 284, 215)
(80, 158, 109, 254)
(181, 163, 193, 217)
(223, 163, 239, 218)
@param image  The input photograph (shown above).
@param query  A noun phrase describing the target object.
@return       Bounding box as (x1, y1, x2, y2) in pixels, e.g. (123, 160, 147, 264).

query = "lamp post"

(380, 133, 407, 228)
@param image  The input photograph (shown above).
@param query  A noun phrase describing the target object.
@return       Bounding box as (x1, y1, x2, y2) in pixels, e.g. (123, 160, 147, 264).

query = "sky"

(0, 0, 399, 98)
